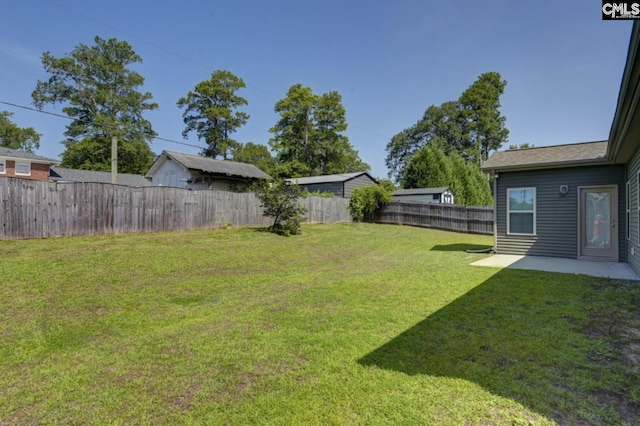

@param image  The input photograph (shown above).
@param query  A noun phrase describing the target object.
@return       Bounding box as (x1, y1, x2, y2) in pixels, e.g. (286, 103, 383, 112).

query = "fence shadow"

(357, 268, 638, 423)
(430, 243, 493, 252)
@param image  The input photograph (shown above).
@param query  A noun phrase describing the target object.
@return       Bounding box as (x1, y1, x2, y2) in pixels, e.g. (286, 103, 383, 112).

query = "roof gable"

(147, 151, 269, 180)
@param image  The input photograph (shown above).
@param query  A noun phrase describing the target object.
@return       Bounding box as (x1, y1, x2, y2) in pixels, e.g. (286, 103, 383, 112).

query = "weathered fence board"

(0, 177, 351, 240)
(376, 201, 494, 235)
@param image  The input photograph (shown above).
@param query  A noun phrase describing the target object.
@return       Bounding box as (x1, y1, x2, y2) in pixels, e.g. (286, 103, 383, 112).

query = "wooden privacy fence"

(0, 177, 351, 239)
(376, 201, 494, 235)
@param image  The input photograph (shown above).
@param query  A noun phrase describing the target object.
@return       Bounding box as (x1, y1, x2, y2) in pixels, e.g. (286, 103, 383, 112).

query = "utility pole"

(111, 135, 118, 184)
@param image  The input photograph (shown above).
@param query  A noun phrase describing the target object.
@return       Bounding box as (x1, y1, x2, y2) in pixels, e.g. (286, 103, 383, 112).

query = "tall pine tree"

(32, 36, 157, 173)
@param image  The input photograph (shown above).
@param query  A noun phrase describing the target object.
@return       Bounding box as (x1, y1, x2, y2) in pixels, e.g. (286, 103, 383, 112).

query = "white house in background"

(392, 187, 455, 204)
(145, 150, 269, 191)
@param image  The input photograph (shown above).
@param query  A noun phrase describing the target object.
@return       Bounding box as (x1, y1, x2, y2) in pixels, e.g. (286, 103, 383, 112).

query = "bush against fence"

(0, 177, 350, 239)
(376, 201, 494, 235)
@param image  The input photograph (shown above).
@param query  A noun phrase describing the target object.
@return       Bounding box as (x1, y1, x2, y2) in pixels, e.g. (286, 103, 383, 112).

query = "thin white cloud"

(0, 39, 41, 67)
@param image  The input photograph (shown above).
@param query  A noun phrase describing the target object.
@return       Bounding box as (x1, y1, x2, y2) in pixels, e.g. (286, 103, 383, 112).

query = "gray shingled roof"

(287, 172, 375, 185)
(161, 151, 269, 179)
(0, 147, 59, 163)
(480, 141, 609, 172)
(51, 167, 152, 186)
(393, 187, 452, 196)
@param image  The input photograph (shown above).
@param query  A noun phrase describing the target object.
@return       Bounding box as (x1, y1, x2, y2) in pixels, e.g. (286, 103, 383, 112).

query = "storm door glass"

(585, 191, 611, 250)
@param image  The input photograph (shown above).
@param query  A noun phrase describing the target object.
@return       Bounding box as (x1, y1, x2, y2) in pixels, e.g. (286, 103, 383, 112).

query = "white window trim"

(14, 161, 31, 176)
(627, 180, 632, 241)
(507, 187, 536, 236)
(0, 159, 5, 174)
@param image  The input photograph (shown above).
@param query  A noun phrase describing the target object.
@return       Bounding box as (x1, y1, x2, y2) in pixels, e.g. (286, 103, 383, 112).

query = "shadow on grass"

(430, 243, 493, 252)
(358, 268, 640, 424)
(250, 227, 271, 233)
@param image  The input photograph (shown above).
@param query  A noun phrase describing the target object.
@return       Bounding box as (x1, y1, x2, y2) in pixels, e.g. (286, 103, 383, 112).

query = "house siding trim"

(625, 142, 640, 273)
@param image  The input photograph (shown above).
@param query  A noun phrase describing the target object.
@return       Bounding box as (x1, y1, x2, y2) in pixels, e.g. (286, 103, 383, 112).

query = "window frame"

(14, 161, 31, 176)
(507, 187, 536, 236)
(0, 159, 5, 174)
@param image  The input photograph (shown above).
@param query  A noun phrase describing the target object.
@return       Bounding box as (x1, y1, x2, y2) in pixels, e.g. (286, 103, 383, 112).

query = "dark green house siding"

(298, 174, 377, 198)
(625, 143, 640, 272)
(496, 165, 626, 259)
(344, 174, 377, 197)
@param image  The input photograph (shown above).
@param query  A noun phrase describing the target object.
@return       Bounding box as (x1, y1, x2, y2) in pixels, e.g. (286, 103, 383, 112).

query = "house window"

(507, 188, 536, 235)
(0, 159, 5, 174)
(15, 161, 30, 176)
(627, 180, 631, 241)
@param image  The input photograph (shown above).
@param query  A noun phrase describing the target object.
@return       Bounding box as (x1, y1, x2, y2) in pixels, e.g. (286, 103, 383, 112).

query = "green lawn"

(1, 223, 639, 425)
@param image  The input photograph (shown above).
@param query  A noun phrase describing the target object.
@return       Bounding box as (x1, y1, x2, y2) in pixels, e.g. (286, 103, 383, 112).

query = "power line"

(0, 100, 208, 150)
(45, 0, 282, 100)
(42, 1, 393, 154)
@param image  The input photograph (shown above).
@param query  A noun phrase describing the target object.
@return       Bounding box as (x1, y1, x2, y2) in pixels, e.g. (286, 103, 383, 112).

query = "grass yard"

(1, 223, 639, 425)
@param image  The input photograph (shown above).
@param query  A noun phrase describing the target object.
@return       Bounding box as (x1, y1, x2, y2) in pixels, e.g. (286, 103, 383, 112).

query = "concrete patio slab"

(472, 255, 640, 281)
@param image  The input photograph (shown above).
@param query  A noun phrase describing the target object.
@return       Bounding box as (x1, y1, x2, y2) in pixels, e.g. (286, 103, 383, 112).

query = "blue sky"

(0, 1, 634, 178)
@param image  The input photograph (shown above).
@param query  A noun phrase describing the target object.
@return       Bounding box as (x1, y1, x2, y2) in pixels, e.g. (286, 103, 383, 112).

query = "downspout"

(492, 170, 498, 253)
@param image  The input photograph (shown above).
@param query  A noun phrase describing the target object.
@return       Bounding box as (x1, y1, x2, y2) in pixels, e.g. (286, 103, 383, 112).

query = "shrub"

(255, 179, 308, 236)
(348, 184, 393, 222)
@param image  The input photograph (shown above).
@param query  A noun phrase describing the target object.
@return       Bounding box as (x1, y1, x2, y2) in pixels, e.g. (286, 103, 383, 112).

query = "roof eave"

(481, 158, 611, 173)
(192, 168, 265, 180)
(1, 155, 59, 165)
(608, 22, 640, 163)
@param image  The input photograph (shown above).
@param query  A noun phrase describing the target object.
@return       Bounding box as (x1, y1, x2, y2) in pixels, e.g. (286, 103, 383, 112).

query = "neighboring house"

(145, 150, 269, 191)
(480, 21, 640, 275)
(392, 187, 455, 204)
(0, 147, 58, 182)
(287, 172, 377, 198)
(50, 167, 152, 186)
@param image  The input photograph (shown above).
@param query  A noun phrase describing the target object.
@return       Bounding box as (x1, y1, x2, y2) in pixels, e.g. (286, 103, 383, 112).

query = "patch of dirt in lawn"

(621, 325, 640, 371)
(170, 382, 202, 411)
(580, 288, 640, 424)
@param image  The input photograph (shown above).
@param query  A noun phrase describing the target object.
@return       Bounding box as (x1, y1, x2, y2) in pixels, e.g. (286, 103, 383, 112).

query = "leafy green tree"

(448, 154, 493, 206)
(231, 142, 275, 174)
(385, 72, 508, 181)
(508, 142, 534, 150)
(348, 184, 393, 222)
(31, 36, 157, 173)
(401, 144, 453, 190)
(376, 178, 397, 194)
(269, 160, 312, 180)
(255, 179, 307, 236)
(177, 70, 249, 159)
(314, 91, 368, 174)
(269, 84, 369, 177)
(59, 136, 156, 172)
(458, 71, 509, 164)
(270, 84, 315, 168)
(385, 102, 462, 183)
(0, 111, 41, 153)
(402, 145, 492, 206)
